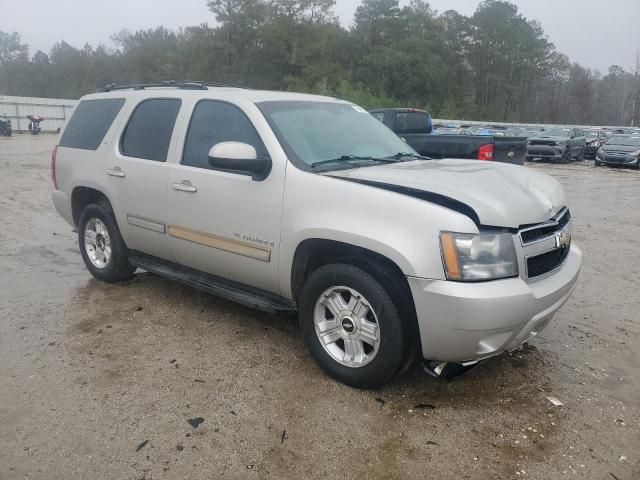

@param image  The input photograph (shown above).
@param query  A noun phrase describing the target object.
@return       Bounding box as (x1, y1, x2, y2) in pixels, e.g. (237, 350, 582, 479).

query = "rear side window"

(120, 98, 181, 161)
(182, 100, 267, 170)
(59, 98, 125, 150)
(394, 112, 432, 134)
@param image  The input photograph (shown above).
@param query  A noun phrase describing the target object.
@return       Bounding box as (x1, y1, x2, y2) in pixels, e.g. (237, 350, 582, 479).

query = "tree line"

(1, 0, 639, 126)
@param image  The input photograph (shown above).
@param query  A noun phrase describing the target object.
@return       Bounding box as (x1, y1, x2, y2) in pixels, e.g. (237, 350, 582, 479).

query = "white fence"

(0, 95, 77, 133)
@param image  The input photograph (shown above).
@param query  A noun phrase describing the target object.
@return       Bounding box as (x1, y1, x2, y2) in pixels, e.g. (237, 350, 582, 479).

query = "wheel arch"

(71, 186, 114, 227)
(291, 238, 422, 359)
(290, 239, 407, 301)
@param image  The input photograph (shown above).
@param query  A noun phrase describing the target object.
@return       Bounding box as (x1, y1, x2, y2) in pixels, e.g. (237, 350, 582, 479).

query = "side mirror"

(207, 141, 271, 181)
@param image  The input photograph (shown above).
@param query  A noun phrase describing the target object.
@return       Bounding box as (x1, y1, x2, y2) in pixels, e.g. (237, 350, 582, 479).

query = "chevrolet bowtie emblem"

(556, 231, 571, 248)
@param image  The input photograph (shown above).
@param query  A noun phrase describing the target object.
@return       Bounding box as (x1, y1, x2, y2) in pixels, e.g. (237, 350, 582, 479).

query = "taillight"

(478, 144, 494, 161)
(51, 145, 58, 189)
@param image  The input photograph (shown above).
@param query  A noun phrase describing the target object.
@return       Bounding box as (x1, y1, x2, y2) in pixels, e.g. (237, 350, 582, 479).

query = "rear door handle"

(106, 167, 126, 178)
(172, 181, 197, 193)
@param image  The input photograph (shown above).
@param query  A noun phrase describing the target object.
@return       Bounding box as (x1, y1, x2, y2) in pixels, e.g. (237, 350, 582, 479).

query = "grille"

(528, 150, 555, 156)
(527, 246, 570, 278)
(520, 209, 571, 245)
(529, 140, 555, 146)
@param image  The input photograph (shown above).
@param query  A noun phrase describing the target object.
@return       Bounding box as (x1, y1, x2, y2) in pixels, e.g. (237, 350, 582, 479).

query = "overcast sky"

(1, 0, 638, 73)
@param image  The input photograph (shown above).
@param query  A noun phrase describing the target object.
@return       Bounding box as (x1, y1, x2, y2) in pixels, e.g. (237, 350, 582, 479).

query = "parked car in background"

(432, 125, 460, 135)
(520, 129, 544, 139)
(526, 127, 586, 163)
(583, 128, 607, 159)
(371, 109, 526, 165)
(51, 83, 581, 387)
(473, 127, 507, 137)
(595, 134, 640, 169)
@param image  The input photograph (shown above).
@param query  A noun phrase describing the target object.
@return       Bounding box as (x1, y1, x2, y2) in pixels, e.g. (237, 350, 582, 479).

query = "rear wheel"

(299, 264, 407, 389)
(78, 203, 136, 282)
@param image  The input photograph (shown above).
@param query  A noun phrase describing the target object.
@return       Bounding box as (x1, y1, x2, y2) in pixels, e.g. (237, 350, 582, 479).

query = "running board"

(128, 251, 296, 313)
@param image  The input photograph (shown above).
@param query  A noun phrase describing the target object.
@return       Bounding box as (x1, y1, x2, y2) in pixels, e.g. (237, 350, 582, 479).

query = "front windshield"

(258, 101, 415, 167)
(606, 135, 640, 146)
(584, 130, 599, 140)
(543, 128, 571, 137)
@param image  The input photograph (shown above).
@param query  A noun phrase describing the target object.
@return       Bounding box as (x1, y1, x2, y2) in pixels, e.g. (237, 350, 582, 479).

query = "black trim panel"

(333, 177, 483, 227)
(129, 251, 296, 313)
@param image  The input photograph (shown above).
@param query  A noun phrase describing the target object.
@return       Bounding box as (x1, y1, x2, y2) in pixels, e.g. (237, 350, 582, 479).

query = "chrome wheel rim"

(313, 286, 380, 368)
(84, 218, 111, 269)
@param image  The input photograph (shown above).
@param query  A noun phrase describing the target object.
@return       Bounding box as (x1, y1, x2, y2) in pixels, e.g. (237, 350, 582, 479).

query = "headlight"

(440, 232, 518, 281)
(631, 149, 640, 157)
(555, 141, 567, 147)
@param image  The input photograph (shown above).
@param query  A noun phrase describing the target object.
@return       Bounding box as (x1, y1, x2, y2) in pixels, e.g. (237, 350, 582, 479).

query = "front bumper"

(584, 145, 599, 158)
(598, 155, 640, 166)
(408, 243, 581, 363)
(526, 145, 565, 161)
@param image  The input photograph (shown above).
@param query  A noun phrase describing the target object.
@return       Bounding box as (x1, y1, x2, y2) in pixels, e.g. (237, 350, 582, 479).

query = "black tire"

(594, 160, 601, 167)
(577, 148, 584, 161)
(562, 148, 571, 163)
(299, 263, 408, 389)
(78, 203, 136, 282)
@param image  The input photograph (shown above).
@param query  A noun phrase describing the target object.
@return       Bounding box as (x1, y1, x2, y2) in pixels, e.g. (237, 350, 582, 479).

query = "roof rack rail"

(97, 80, 248, 92)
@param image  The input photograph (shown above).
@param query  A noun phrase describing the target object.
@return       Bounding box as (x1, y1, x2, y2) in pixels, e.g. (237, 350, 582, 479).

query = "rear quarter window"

(59, 98, 125, 150)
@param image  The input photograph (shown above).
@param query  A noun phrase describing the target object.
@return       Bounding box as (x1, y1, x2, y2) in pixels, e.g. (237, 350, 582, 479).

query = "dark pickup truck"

(370, 108, 527, 165)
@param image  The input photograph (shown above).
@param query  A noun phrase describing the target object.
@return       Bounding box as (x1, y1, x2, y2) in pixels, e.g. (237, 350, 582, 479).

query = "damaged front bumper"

(407, 243, 581, 365)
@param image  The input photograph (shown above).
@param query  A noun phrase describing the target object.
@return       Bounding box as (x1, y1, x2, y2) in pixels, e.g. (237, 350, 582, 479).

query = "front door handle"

(172, 181, 197, 193)
(106, 167, 126, 178)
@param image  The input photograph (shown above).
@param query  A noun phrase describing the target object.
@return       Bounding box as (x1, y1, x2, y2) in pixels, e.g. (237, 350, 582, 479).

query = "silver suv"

(52, 82, 581, 388)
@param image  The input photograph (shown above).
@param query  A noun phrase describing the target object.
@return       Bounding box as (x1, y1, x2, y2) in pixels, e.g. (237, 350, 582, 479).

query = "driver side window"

(182, 100, 268, 170)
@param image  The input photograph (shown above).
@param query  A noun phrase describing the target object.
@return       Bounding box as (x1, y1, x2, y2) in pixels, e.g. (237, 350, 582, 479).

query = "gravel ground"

(0, 134, 638, 480)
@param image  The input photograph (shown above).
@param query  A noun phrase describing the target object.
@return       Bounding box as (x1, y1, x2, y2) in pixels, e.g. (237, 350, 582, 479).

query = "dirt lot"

(0, 134, 638, 480)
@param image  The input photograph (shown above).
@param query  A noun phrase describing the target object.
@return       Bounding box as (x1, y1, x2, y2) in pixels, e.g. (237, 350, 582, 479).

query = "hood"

(601, 144, 640, 153)
(530, 136, 567, 142)
(327, 159, 566, 229)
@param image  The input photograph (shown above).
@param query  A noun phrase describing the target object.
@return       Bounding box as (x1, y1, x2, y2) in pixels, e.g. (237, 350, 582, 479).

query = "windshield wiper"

(310, 155, 398, 169)
(386, 152, 432, 161)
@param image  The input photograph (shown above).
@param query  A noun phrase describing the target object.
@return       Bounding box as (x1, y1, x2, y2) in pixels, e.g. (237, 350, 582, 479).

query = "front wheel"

(299, 264, 407, 389)
(78, 203, 136, 282)
(595, 160, 601, 167)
